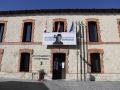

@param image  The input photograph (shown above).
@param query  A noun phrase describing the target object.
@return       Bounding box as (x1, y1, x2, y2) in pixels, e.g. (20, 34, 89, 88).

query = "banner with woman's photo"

(43, 32, 76, 45)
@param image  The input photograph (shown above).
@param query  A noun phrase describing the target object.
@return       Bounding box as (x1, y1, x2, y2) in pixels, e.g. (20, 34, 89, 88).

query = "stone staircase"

(44, 80, 120, 90)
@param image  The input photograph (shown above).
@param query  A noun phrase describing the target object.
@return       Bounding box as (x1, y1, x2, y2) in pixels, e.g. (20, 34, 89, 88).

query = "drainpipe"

(81, 22, 86, 81)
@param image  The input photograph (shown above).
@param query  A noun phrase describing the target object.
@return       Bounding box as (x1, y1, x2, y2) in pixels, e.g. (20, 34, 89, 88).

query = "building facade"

(0, 9, 120, 81)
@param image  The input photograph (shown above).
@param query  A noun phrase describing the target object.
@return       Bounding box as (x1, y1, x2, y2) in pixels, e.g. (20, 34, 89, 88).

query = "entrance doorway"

(52, 53, 66, 79)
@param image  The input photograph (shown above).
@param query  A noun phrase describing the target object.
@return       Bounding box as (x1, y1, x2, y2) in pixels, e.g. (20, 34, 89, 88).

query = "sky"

(0, 0, 120, 11)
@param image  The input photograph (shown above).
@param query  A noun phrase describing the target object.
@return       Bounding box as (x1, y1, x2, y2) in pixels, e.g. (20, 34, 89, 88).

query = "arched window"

(0, 23, 5, 42)
(22, 22, 32, 42)
(53, 19, 67, 32)
(21, 19, 34, 42)
(88, 21, 98, 42)
(86, 19, 101, 43)
(0, 21, 7, 43)
(117, 19, 120, 37)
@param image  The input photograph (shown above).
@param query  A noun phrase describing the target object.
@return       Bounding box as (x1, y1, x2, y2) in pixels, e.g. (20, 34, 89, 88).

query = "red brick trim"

(53, 18, 67, 32)
(88, 49, 104, 74)
(0, 42, 42, 45)
(86, 18, 102, 44)
(1, 41, 120, 45)
(18, 49, 33, 72)
(0, 49, 4, 69)
(20, 19, 35, 43)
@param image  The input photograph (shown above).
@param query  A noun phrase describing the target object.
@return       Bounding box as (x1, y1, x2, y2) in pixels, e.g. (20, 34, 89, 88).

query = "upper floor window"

(22, 22, 32, 42)
(0, 23, 5, 42)
(88, 21, 98, 42)
(117, 19, 120, 37)
(53, 19, 67, 32)
(20, 52, 30, 72)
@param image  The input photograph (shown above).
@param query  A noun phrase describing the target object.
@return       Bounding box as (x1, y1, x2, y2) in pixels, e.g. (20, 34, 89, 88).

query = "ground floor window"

(88, 49, 104, 73)
(20, 53, 30, 72)
(90, 53, 101, 73)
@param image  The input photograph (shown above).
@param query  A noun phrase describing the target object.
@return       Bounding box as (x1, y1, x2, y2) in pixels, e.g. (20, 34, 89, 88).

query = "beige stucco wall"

(0, 13, 120, 81)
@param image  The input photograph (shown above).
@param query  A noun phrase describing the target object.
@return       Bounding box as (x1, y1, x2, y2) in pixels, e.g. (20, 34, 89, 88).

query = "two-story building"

(0, 9, 120, 81)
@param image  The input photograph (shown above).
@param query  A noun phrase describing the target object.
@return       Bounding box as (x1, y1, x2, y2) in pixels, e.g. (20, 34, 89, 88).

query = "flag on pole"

(57, 22, 60, 32)
(69, 21, 75, 32)
(44, 19, 47, 32)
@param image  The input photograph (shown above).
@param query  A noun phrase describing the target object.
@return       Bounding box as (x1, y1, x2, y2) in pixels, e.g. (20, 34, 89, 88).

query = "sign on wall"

(32, 55, 50, 60)
(43, 32, 76, 45)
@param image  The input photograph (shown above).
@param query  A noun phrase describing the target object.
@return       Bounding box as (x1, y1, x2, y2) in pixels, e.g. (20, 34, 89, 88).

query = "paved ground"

(0, 79, 120, 90)
(45, 80, 120, 90)
(0, 81, 49, 90)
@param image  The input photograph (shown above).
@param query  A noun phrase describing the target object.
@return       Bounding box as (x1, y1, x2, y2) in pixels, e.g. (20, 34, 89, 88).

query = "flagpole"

(44, 17, 47, 32)
(76, 21, 78, 81)
(79, 22, 82, 81)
